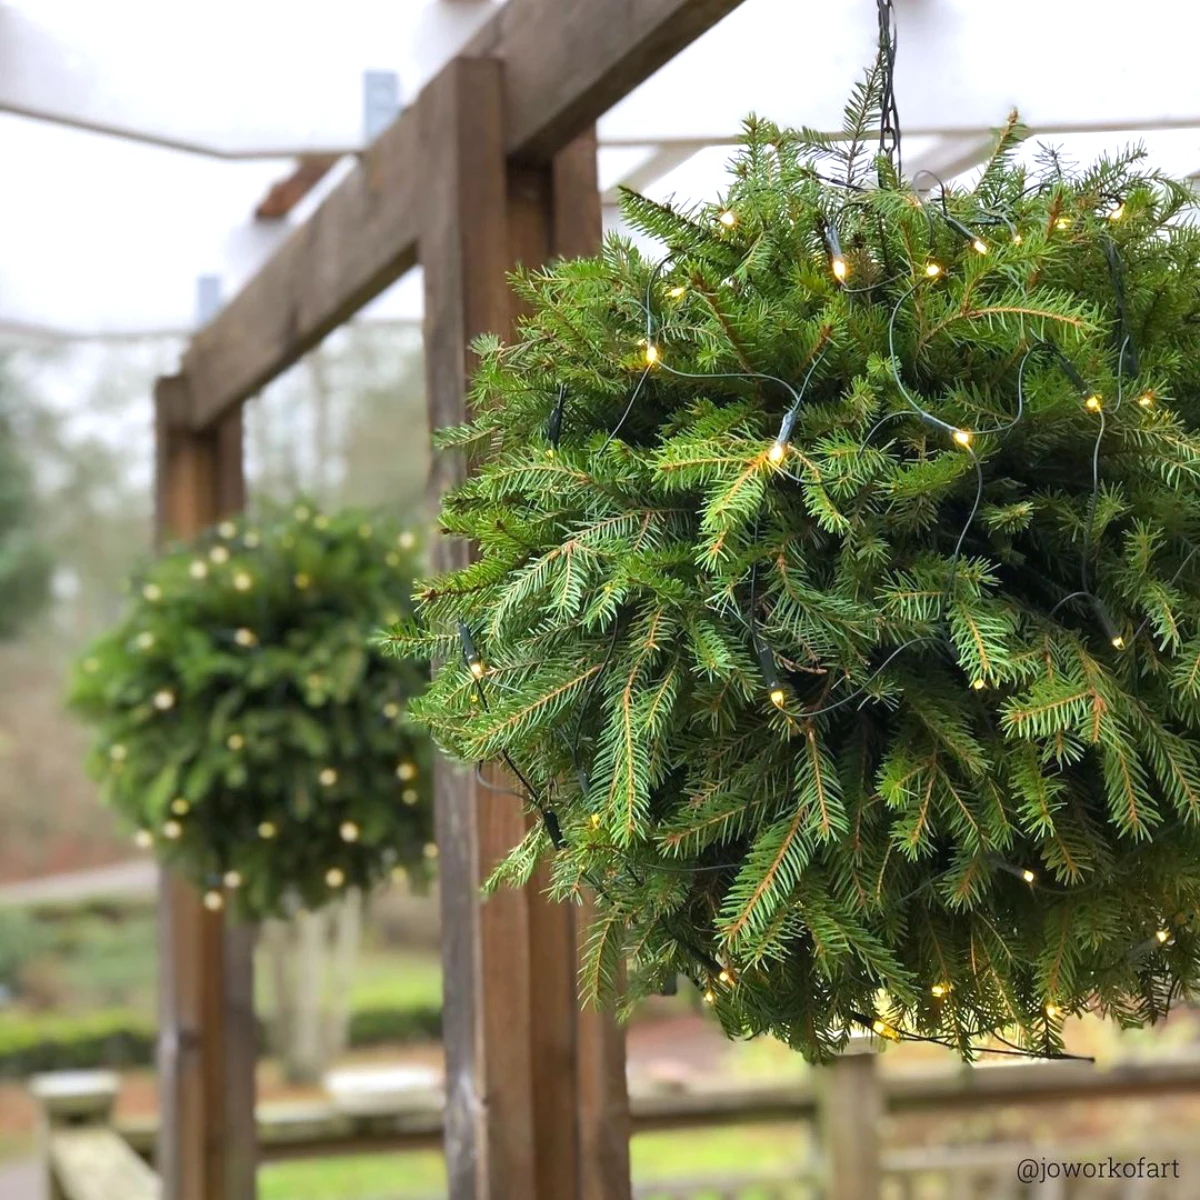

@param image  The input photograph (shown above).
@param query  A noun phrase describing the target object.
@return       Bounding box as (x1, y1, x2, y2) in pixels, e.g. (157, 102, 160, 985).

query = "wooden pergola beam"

(465, 0, 745, 164)
(154, 385, 257, 1200)
(421, 58, 631, 1200)
(179, 0, 747, 433)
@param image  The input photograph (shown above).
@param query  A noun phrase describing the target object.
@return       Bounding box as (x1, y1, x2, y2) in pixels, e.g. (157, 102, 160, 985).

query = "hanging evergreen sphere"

(72, 503, 432, 916)
(394, 91, 1200, 1059)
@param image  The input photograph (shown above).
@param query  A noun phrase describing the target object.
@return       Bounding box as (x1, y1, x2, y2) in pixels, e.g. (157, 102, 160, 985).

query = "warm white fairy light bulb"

(143, 583, 162, 602)
(162, 820, 182, 840)
(319, 767, 338, 787)
(224, 870, 242, 889)
(718, 209, 737, 228)
(952, 428, 973, 448)
(258, 821, 277, 839)
(153, 689, 176, 711)
(924, 261, 942, 278)
(134, 829, 153, 849)
(203, 890, 224, 912)
(209, 545, 230, 565)
(325, 867, 346, 888)
(340, 821, 360, 843)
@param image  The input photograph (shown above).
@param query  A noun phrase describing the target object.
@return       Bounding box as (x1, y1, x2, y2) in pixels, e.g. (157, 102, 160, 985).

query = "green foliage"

(392, 82, 1200, 1061)
(0, 1003, 442, 1078)
(70, 503, 433, 916)
(0, 357, 51, 637)
(0, 908, 45, 990)
(0, 1009, 157, 1077)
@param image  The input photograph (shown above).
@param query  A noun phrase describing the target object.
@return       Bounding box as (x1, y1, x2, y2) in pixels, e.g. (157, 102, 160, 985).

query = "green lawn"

(259, 1125, 813, 1200)
(253, 947, 442, 1015)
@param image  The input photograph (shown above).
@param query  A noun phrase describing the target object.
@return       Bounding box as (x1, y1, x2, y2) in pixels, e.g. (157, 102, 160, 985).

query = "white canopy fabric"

(2, 0, 1199, 339)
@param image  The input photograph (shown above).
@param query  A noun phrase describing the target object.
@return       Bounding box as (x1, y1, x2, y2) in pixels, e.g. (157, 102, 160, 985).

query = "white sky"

(3, 0, 1200, 338)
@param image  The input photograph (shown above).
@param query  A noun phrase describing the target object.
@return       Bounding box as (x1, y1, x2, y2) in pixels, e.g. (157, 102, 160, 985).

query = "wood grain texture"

(819, 1049, 882, 1200)
(154, 381, 256, 1200)
(422, 65, 630, 1200)
(465, 0, 747, 163)
(420, 58, 538, 1200)
(180, 0, 745, 432)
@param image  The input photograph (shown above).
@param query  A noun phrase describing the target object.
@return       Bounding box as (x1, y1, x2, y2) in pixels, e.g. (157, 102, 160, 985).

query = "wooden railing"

(31, 1046, 1200, 1199)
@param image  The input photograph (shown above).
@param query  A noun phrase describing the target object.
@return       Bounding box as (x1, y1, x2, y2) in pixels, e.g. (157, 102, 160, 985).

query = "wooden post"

(819, 1044, 883, 1200)
(154, 378, 257, 1200)
(421, 58, 630, 1200)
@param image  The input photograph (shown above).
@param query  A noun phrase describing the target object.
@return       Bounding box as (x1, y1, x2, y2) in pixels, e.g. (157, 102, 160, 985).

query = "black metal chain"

(877, 0, 902, 175)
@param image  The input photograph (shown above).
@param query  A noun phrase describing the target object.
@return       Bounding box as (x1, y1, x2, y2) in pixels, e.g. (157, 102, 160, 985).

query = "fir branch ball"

(396, 94, 1200, 1060)
(71, 503, 432, 916)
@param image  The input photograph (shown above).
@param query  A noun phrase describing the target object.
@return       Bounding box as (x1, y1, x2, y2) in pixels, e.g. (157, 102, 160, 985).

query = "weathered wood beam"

(465, 0, 747, 164)
(420, 58, 531, 1200)
(181, 0, 747, 432)
(154, 379, 257, 1200)
(422, 59, 631, 1200)
(181, 105, 423, 431)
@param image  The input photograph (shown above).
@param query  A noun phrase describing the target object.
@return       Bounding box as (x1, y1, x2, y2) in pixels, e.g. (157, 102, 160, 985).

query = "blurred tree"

(0, 338, 162, 880)
(0, 351, 52, 638)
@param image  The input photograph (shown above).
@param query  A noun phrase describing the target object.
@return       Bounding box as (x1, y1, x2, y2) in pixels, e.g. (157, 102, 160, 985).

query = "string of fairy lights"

(115, 509, 429, 912)
(443, 0, 1200, 1056)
